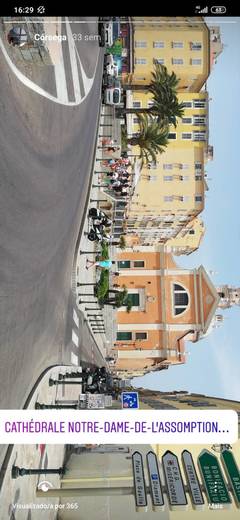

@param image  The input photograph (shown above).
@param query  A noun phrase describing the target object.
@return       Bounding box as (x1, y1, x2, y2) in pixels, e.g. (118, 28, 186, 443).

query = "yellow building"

(167, 217, 205, 255)
(125, 92, 210, 246)
(123, 16, 210, 92)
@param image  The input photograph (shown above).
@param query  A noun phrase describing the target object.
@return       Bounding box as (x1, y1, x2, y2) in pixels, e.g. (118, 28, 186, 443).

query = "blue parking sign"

(121, 392, 139, 409)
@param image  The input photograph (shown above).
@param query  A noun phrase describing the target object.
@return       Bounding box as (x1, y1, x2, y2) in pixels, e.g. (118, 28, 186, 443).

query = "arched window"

(173, 283, 189, 315)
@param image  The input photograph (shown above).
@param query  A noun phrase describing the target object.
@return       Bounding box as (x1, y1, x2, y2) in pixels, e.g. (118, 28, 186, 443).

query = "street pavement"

(0, 364, 83, 520)
(0, 19, 105, 426)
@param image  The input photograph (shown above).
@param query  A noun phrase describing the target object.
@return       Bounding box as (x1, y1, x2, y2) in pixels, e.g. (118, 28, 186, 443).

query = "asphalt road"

(0, 17, 105, 413)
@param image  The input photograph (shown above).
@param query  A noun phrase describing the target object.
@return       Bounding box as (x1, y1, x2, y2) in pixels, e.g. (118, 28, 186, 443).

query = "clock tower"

(216, 285, 240, 309)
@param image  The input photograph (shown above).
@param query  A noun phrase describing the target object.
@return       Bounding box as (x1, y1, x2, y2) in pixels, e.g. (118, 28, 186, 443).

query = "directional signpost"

(182, 450, 204, 510)
(146, 451, 164, 511)
(162, 450, 188, 510)
(198, 450, 231, 508)
(221, 449, 240, 508)
(132, 451, 148, 512)
(121, 391, 139, 409)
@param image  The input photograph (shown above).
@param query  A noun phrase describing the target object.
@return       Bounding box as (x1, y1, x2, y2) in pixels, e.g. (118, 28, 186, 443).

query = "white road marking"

(65, 18, 82, 103)
(71, 352, 79, 365)
(0, 17, 99, 106)
(72, 329, 79, 347)
(73, 309, 79, 328)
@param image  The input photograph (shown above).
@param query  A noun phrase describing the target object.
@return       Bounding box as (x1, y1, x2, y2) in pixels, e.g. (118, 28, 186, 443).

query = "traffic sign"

(146, 451, 164, 511)
(182, 450, 204, 510)
(162, 451, 188, 510)
(198, 450, 231, 508)
(132, 451, 147, 512)
(221, 449, 240, 508)
(121, 392, 139, 409)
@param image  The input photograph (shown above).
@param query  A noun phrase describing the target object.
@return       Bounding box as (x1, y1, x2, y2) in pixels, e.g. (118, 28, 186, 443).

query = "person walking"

(86, 259, 115, 270)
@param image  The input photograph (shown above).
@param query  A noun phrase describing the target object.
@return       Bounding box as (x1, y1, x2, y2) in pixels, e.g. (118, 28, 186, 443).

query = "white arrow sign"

(132, 451, 148, 512)
(162, 450, 188, 510)
(182, 450, 204, 510)
(146, 451, 164, 511)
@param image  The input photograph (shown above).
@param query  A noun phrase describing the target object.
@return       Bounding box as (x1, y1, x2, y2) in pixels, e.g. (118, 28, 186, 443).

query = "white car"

(104, 87, 121, 105)
(98, 19, 113, 47)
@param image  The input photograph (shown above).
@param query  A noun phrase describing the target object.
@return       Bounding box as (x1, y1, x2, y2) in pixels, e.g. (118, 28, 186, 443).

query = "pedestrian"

(86, 259, 115, 270)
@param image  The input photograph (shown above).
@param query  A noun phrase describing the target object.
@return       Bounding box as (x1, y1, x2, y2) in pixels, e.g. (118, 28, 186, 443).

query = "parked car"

(98, 17, 113, 47)
(98, 17, 121, 48)
(104, 86, 121, 106)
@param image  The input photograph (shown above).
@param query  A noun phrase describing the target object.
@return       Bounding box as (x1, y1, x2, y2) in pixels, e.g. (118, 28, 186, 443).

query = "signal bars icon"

(195, 5, 209, 13)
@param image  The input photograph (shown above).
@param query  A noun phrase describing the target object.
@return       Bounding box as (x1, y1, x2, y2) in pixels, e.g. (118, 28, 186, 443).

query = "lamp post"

(12, 466, 64, 479)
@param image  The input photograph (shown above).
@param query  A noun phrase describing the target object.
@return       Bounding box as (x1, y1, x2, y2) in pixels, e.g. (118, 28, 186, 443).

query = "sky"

(133, 17, 240, 401)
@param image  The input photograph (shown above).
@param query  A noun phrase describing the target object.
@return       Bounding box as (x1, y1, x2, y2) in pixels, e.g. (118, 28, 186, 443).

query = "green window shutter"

(117, 332, 132, 341)
(127, 294, 140, 306)
(118, 260, 131, 269)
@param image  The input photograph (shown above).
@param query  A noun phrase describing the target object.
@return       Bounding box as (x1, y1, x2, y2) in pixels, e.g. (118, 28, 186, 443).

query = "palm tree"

(120, 63, 185, 127)
(100, 288, 132, 312)
(123, 62, 180, 92)
(127, 114, 169, 165)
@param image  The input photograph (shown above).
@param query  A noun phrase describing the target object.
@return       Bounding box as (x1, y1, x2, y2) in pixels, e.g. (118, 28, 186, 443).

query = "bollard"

(49, 379, 82, 387)
(35, 403, 79, 410)
(85, 307, 102, 311)
(12, 466, 64, 479)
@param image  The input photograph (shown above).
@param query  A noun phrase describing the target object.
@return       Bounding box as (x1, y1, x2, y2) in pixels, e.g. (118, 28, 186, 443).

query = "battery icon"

(211, 6, 227, 13)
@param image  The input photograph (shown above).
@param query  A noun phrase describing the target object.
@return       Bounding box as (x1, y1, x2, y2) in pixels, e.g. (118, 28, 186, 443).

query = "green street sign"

(198, 450, 231, 508)
(221, 449, 240, 508)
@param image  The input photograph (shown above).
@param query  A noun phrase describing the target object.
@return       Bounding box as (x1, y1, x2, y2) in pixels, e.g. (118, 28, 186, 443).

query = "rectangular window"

(193, 131, 206, 141)
(195, 195, 203, 202)
(117, 332, 132, 341)
(172, 58, 184, 64)
(182, 132, 192, 140)
(180, 175, 189, 181)
(154, 58, 164, 65)
(182, 117, 192, 124)
(153, 41, 164, 48)
(193, 100, 206, 109)
(164, 196, 173, 202)
(195, 161, 202, 170)
(164, 175, 173, 181)
(182, 101, 192, 108)
(133, 101, 141, 108)
(133, 117, 139, 124)
(191, 59, 202, 65)
(118, 260, 131, 269)
(195, 174, 202, 181)
(180, 196, 190, 202)
(135, 332, 147, 340)
(168, 133, 177, 139)
(135, 41, 147, 48)
(191, 42, 202, 50)
(127, 293, 140, 306)
(193, 115, 206, 125)
(163, 163, 173, 170)
(133, 261, 145, 268)
(135, 58, 147, 65)
(172, 42, 184, 48)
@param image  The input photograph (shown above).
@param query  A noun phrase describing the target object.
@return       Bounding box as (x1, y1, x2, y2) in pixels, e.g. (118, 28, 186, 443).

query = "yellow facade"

(124, 17, 210, 91)
(166, 217, 205, 255)
(125, 91, 209, 246)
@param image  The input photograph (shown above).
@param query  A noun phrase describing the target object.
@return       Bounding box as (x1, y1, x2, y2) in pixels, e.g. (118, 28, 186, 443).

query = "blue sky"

(133, 18, 240, 401)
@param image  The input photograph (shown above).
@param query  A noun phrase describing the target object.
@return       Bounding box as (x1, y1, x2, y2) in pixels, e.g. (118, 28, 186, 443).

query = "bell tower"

(216, 285, 240, 309)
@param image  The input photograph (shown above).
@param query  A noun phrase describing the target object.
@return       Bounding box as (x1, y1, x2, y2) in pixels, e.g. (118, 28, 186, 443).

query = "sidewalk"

(75, 104, 122, 362)
(0, 365, 83, 520)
